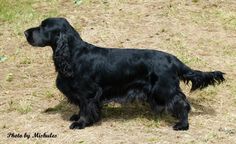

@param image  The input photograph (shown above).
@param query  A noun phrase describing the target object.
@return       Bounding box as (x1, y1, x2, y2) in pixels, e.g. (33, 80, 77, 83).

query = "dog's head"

(24, 17, 75, 47)
(24, 18, 77, 77)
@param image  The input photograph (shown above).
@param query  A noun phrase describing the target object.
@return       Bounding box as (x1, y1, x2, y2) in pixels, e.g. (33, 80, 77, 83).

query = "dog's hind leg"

(148, 97, 165, 115)
(167, 91, 191, 130)
(149, 72, 191, 130)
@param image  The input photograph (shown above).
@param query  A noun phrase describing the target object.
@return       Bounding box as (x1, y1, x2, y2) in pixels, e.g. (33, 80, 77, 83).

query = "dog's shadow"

(188, 97, 217, 116)
(43, 97, 216, 127)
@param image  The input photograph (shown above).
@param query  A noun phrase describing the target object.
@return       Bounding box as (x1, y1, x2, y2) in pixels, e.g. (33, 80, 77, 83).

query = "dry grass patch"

(0, 0, 236, 143)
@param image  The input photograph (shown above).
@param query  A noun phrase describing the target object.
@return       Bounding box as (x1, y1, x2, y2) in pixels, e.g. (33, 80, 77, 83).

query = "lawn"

(0, 0, 236, 143)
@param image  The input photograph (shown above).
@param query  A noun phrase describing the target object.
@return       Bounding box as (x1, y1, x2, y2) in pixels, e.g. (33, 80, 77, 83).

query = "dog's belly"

(101, 80, 151, 104)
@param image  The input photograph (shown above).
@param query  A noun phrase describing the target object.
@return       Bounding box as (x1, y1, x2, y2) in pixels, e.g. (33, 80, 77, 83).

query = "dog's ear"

(53, 33, 74, 77)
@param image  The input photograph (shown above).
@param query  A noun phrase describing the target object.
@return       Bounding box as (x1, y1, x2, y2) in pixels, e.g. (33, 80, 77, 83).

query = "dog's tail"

(175, 59, 225, 91)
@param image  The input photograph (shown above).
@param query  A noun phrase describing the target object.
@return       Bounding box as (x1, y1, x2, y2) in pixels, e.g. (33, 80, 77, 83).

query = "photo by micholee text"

(7, 132, 57, 139)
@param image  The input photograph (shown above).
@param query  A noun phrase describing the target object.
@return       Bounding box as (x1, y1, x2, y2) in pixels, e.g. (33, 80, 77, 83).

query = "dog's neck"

(51, 32, 90, 78)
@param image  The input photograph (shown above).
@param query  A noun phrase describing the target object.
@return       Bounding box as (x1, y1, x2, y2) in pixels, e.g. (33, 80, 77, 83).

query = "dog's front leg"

(69, 87, 103, 129)
(69, 113, 80, 121)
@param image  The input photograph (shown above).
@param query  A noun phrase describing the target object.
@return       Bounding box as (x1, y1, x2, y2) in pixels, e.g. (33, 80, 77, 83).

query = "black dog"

(24, 18, 225, 131)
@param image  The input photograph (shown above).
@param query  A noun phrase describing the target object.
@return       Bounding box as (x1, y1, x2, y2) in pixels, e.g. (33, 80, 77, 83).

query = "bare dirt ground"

(0, 0, 236, 143)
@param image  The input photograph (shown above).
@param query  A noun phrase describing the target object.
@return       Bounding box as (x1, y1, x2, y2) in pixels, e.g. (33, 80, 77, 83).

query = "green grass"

(0, 0, 59, 36)
(146, 137, 159, 143)
(192, 0, 199, 3)
(44, 100, 74, 113)
(102, 103, 175, 128)
(164, 37, 205, 66)
(0, 0, 36, 22)
(214, 9, 236, 30)
(190, 6, 236, 30)
(0, 55, 7, 62)
(44, 89, 56, 99)
(8, 99, 32, 114)
(196, 87, 218, 101)
(177, 51, 204, 66)
(74, 0, 85, 4)
(6, 73, 13, 82)
(19, 57, 32, 65)
(75, 0, 94, 6)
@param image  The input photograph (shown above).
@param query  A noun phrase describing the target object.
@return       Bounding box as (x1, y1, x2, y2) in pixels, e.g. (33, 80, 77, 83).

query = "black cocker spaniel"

(24, 18, 225, 131)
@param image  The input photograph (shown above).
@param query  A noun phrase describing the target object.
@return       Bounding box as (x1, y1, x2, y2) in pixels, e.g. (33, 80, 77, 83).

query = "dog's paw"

(69, 114, 80, 121)
(173, 122, 189, 131)
(69, 121, 86, 129)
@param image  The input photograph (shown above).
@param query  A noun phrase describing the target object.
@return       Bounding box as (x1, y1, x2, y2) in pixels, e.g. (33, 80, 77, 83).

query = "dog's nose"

(24, 30, 29, 38)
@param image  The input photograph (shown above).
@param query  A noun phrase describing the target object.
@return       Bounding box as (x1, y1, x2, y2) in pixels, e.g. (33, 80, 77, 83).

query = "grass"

(45, 90, 55, 99)
(102, 103, 174, 128)
(189, 5, 236, 30)
(0, 55, 7, 62)
(195, 87, 218, 102)
(192, 0, 199, 3)
(44, 100, 74, 113)
(8, 99, 32, 114)
(6, 73, 13, 82)
(0, 0, 35, 22)
(146, 137, 159, 143)
(19, 57, 32, 65)
(0, 0, 37, 36)
(0, 0, 59, 22)
(214, 9, 236, 30)
(0, 0, 236, 144)
(0, 0, 59, 37)
(160, 34, 206, 66)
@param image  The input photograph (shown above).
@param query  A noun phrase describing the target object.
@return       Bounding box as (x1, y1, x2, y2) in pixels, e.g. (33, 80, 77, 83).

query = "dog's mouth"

(25, 38, 41, 47)
(24, 30, 35, 46)
(25, 39, 47, 47)
(25, 38, 36, 47)
(24, 31, 47, 47)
